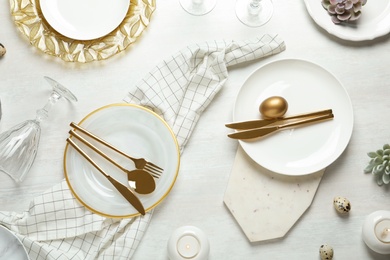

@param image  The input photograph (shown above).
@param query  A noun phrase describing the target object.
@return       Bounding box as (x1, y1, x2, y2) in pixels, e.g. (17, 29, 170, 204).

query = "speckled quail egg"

(0, 43, 5, 57)
(333, 196, 351, 214)
(319, 244, 334, 260)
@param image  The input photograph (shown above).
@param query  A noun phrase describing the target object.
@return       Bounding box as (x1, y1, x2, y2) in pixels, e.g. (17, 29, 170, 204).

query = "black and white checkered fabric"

(0, 34, 285, 259)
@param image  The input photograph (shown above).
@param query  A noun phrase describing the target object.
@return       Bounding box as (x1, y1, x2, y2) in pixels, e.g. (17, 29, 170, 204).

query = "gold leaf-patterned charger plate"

(9, 0, 156, 62)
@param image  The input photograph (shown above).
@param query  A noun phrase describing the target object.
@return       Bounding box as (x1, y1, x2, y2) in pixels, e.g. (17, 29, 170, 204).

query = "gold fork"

(69, 130, 156, 194)
(70, 122, 163, 177)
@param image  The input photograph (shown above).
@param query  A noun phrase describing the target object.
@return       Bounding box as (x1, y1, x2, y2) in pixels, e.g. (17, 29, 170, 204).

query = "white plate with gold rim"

(233, 59, 353, 176)
(0, 225, 29, 260)
(40, 0, 130, 40)
(304, 0, 390, 41)
(64, 104, 180, 218)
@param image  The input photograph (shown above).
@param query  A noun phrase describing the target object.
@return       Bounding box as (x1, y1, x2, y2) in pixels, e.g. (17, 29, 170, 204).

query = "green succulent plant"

(364, 144, 390, 185)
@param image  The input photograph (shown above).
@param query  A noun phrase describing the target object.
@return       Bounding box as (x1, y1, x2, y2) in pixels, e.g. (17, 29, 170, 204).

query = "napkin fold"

(0, 34, 285, 259)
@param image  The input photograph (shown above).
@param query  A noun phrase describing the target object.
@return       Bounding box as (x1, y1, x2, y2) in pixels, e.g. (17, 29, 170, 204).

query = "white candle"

(375, 219, 390, 243)
(167, 226, 210, 260)
(177, 235, 200, 258)
(362, 210, 390, 255)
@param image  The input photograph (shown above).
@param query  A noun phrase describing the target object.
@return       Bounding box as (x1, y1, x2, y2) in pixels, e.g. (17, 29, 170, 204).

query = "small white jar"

(167, 226, 210, 260)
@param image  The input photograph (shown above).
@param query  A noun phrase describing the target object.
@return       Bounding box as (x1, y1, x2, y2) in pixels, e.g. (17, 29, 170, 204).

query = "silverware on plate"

(227, 112, 334, 140)
(70, 122, 163, 176)
(225, 109, 333, 130)
(69, 129, 156, 195)
(66, 137, 146, 215)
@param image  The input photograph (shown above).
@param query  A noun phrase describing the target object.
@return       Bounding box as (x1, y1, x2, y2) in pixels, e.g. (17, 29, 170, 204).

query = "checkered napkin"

(0, 34, 285, 259)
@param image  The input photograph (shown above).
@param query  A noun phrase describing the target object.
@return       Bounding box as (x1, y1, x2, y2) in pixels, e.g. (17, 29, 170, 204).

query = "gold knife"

(228, 113, 334, 140)
(67, 137, 146, 215)
(225, 109, 333, 130)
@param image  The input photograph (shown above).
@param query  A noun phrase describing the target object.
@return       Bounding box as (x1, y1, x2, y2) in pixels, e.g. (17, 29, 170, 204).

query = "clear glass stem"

(249, 0, 262, 15)
(35, 92, 61, 123)
(180, 0, 217, 16)
(235, 0, 273, 27)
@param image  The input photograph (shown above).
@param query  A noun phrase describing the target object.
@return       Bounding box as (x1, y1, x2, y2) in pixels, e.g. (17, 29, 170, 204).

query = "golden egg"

(259, 96, 288, 119)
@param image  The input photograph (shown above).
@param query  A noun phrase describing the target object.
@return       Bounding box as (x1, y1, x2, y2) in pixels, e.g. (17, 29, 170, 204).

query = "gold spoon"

(69, 130, 156, 194)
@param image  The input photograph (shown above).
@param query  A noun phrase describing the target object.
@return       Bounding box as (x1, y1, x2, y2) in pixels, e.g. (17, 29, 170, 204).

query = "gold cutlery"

(69, 130, 156, 194)
(227, 113, 334, 140)
(70, 122, 163, 177)
(66, 137, 146, 215)
(225, 109, 333, 130)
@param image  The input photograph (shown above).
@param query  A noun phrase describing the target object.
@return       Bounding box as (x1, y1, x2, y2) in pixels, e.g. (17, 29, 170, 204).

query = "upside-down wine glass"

(235, 0, 273, 27)
(180, 0, 217, 16)
(0, 76, 77, 182)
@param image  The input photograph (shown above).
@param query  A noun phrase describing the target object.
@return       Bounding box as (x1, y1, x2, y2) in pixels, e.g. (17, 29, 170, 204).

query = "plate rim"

(39, 0, 130, 41)
(303, 0, 390, 41)
(233, 58, 354, 176)
(63, 103, 180, 218)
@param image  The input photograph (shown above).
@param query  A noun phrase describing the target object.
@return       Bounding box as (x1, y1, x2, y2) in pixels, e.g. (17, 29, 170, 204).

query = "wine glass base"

(44, 76, 78, 102)
(180, 0, 217, 16)
(235, 0, 273, 27)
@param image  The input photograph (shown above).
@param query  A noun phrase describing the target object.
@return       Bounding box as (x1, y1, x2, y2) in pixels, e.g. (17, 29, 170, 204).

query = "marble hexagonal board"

(223, 146, 324, 242)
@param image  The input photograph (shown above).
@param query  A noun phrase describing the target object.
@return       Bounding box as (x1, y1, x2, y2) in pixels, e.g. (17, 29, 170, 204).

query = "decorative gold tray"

(10, 0, 156, 63)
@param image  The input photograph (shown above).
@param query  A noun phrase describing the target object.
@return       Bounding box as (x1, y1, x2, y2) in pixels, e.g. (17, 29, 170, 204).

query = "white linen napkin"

(0, 34, 285, 259)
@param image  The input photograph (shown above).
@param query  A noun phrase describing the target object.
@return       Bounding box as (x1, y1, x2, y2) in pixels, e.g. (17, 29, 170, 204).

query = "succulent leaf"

(338, 11, 352, 21)
(368, 152, 377, 158)
(383, 174, 390, 184)
(345, 1, 353, 9)
(364, 164, 375, 173)
(374, 157, 383, 164)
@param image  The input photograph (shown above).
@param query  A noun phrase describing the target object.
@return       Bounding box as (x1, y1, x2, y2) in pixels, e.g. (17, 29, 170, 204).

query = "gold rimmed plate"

(64, 104, 180, 218)
(9, 0, 156, 62)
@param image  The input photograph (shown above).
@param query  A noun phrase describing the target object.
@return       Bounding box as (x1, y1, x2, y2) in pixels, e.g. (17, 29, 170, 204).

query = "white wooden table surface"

(1, 0, 390, 259)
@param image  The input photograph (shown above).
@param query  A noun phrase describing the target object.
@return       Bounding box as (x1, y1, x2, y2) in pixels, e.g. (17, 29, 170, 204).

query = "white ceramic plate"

(64, 104, 180, 218)
(0, 225, 29, 260)
(40, 0, 129, 40)
(233, 59, 353, 176)
(304, 0, 390, 41)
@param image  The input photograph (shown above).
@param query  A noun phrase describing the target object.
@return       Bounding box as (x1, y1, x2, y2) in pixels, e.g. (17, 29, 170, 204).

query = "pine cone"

(364, 144, 390, 185)
(321, 0, 367, 24)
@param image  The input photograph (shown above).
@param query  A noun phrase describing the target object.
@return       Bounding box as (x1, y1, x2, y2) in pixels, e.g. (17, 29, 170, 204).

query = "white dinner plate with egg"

(304, 0, 390, 41)
(64, 104, 180, 218)
(0, 225, 29, 260)
(40, 0, 130, 40)
(233, 59, 353, 176)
